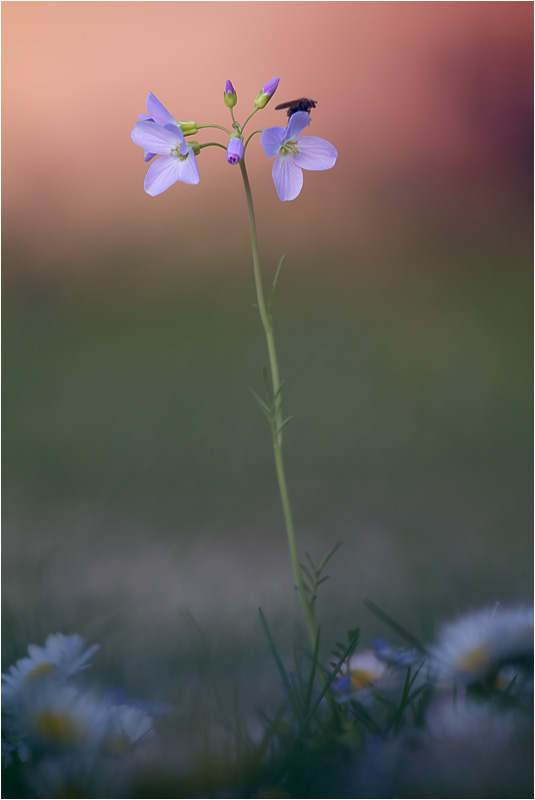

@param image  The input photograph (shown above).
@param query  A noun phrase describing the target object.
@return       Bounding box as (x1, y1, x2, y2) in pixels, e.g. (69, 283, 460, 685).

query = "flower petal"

(286, 111, 312, 140)
(294, 136, 338, 171)
(179, 149, 201, 184)
(131, 121, 184, 155)
(261, 76, 280, 96)
(145, 92, 177, 127)
(144, 154, 199, 196)
(272, 156, 303, 202)
(261, 126, 287, 158)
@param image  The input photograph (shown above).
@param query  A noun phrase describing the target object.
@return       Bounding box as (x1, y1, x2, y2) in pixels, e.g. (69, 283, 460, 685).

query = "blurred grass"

(2, 245, 532, 705)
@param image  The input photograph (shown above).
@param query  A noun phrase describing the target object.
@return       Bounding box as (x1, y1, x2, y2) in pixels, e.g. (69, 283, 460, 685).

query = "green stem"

(196, 123, 232, 134)
(239, 159, 317, 651)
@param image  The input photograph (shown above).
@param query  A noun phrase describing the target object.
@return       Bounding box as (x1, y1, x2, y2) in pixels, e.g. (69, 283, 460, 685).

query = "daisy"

(430, 605, 533, 686)
(2, 633, 99, 705)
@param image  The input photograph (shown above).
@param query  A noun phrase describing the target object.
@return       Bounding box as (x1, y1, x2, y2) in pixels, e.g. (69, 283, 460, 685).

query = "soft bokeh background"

(2, 0, 533, 743)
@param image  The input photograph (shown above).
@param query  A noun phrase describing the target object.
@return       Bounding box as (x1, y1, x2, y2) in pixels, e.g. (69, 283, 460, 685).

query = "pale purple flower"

(226, 137, 244, 165)
(261, 111, 337, 201)
(138, 92, 180, 162)
(131, 121, 200, 196)
(137, 92, 198, 162)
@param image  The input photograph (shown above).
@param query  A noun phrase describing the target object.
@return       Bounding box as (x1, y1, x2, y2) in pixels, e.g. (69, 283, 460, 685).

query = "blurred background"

(2, 0, 533, 741)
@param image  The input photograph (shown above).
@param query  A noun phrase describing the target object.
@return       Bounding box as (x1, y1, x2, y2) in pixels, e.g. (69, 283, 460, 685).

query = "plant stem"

(239, 159, 317, 651)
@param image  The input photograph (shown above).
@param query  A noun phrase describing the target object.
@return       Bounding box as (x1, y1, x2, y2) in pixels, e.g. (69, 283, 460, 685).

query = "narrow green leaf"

(277, 415, 294, 435)
(299, 563, 315, 585)
(250, 389, 271, 416)
(304, 552, 316, 574)
(258, 607, 303, 722)
(303, 628, 360, 728)
(363, 599, 428, 654)
(318, 541, 343, 573)
(267, 253, 287, 318)
(303, 626, 321, 717)
(272, 253, 287, 297)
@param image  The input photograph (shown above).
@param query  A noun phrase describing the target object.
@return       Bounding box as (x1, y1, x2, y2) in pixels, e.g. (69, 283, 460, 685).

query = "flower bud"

(224, 79, 237, 108)
(178, 121, 198, 136)
(226, 135, 244, 165)
(253, 76, 280, 110)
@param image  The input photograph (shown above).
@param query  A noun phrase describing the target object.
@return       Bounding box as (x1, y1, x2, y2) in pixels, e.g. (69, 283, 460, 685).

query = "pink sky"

(2, 2, 532, 272)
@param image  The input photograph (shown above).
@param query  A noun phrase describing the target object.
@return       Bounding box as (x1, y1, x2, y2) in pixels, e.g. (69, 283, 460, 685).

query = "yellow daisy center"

(25, 662, 55, 682)
(456, 646, 491, 674)
(350, 668, 379, 691)
(34, 712, 83, 744)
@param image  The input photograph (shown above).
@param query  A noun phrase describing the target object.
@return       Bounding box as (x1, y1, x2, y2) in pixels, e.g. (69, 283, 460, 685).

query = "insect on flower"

(275, 98, 317, 118)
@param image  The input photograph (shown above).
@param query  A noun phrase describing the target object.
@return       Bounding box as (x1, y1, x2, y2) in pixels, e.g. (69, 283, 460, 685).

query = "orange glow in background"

(2, 1, 532, 274)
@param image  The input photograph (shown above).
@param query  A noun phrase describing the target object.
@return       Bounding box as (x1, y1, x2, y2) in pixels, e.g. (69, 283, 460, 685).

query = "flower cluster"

(2, 634, 154, 774)
(334, 604, 533, 702)
(323, 604, 534, 797)
(131, 77, 337, 201)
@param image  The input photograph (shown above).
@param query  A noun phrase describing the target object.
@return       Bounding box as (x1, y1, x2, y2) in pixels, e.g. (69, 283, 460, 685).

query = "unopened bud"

(254, 76, 280, 110)
(179, 121, 198, 136)
(226, 135, 244, 165)
(224, 79, 237, 108)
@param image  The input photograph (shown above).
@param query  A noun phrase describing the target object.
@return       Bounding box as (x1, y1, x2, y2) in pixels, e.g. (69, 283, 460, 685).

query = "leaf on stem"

(267, 254, 287, 321)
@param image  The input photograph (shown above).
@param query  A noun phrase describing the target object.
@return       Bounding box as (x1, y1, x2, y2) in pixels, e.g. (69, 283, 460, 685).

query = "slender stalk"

(239, 159, 317, 651)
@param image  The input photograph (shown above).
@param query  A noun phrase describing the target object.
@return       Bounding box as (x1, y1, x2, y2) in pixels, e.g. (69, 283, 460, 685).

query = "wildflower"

(372, 638, 421, 668)
(347, 649, 387, 691)
(261, 111, 337, 201)
(131, 121, 200, 196)
(409, 698, 534, 797)
(254, 76, 280, 110)
(224, 79, 237, 108)
(106, 704, 153, 755)
(137, 92, 198, 162)
(333, 649, 387, 695)
(21, 684, 111, 749)
(2, 633, 99, 705)
(226, 135, 244, 165)
(430, 605, 534, 687)
(352, 697, 533, 799)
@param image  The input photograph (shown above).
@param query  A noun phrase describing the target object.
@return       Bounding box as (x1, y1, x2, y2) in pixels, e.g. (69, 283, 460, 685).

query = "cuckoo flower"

(261, 111, 337, 201)
(131, 121, 200, 196)
(138, 92, 198, 162)
(137, 92, 178, 162)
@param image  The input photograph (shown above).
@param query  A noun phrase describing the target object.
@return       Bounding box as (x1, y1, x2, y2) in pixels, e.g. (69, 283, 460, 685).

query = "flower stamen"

(170, 145, 188, 160)
(280, 140, 299, 157)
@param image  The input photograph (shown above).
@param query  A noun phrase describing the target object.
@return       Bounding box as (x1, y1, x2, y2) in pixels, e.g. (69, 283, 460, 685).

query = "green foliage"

(299, 543, 342, 615)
